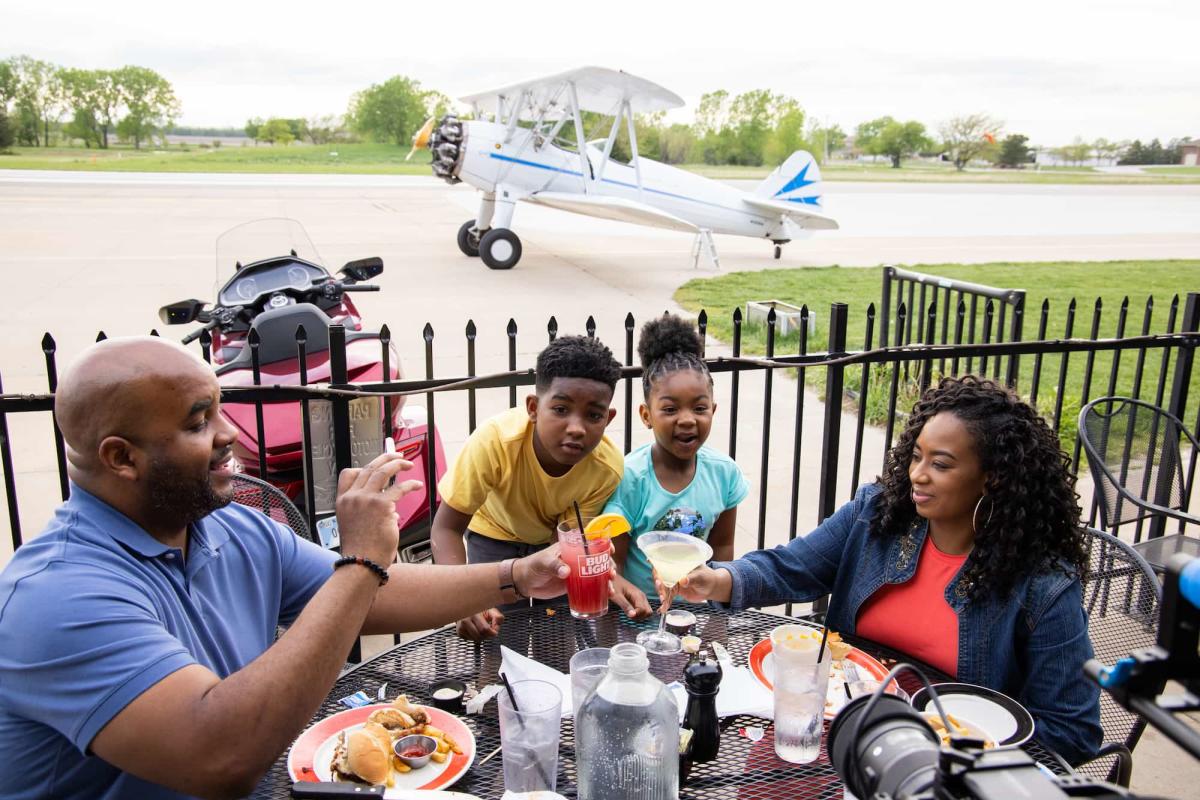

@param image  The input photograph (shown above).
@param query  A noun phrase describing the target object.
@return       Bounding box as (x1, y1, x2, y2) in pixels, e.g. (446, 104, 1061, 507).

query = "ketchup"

(400, 746, 428, 758)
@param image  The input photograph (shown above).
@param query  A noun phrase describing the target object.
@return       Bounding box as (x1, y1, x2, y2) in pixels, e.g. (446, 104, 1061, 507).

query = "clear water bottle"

(576, 642, 680, 800)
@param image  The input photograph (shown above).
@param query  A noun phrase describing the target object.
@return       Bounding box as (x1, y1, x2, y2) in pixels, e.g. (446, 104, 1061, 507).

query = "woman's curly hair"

(871, 375, 1087, 598)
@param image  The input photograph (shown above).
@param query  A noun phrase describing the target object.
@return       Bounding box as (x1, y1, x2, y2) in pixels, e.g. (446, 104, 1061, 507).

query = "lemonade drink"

(641, 539, 709, 587)
(635, 531, 713, 655)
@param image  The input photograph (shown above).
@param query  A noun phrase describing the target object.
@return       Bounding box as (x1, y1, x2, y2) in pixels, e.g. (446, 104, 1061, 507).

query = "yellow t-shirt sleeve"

(572, 440, 624, 522)
(437, 422, 504, 516)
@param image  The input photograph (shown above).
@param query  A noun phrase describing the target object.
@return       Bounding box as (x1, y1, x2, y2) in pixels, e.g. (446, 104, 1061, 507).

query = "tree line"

(332, 77, 1191, 170)
(0, 55, 178, 150)
(2, 59, 1190, 170)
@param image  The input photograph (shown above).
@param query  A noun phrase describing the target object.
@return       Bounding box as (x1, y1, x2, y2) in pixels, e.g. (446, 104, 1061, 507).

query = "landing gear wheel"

(774, 245, 782, 260)
(479, 228, 522, 270)
(457, 220, 481, 257)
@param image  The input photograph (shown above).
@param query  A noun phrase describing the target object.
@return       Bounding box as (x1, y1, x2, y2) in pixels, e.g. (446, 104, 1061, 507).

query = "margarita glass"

(637, 531, 713, 654)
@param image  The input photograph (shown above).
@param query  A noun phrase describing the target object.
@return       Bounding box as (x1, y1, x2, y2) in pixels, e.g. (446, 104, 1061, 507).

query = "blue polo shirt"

(0, 484, 337, 799)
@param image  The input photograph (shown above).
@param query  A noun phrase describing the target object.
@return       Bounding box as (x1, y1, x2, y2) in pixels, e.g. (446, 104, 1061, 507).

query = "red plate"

(288, 703, 475, 794)
(748, 637, 890, 719)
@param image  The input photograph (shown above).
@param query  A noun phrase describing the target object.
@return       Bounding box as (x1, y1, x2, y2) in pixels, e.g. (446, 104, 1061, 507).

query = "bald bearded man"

(0, 337, 574, 799)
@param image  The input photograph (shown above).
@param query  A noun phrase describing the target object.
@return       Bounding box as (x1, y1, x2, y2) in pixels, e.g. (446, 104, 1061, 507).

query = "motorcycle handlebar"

(181, 320, 218, 345)
(341, 284, 380, 292)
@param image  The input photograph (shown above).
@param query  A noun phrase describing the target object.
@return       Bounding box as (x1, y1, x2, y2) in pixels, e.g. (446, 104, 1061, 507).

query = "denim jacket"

(714, 483, 1102, 764)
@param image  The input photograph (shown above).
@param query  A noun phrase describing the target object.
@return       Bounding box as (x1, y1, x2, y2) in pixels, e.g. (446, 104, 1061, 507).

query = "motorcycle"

(158, 218, 445, 562)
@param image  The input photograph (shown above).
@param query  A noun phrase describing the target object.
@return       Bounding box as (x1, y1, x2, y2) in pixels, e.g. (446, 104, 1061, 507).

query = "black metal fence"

(2, 293, 1198, 555)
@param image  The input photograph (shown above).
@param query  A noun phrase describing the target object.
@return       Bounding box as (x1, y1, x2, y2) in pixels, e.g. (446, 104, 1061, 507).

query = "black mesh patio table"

(253, 599, 1056, 799)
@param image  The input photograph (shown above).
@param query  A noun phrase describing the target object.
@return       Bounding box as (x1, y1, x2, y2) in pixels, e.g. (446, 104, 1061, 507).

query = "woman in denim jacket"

(677, 376, 1102, 764)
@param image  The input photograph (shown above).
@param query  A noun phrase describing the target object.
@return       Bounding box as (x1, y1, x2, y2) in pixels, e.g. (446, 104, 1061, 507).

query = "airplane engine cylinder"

(428, 114, 465, 185)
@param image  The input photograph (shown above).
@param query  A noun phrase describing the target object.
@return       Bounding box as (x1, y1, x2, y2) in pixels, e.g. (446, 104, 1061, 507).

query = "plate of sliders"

(289, 694, 476, 794)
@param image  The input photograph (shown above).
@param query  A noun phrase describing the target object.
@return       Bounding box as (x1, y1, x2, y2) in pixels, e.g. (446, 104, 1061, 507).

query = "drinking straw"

(498, 672, 555, 789)
(816, 624, 830, 663)
(500, 671, 521, 711)
(573, 500, 591, 555)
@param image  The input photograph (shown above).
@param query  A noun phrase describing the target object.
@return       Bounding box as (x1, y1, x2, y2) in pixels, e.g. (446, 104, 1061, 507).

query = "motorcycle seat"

(215, 303, 378, 375)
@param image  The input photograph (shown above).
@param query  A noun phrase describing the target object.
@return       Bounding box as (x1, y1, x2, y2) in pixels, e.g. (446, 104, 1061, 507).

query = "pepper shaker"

(682, 648, 723, 764)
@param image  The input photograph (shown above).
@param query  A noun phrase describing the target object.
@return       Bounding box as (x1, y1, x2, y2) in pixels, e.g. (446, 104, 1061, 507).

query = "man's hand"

(672, 565, 733, 604)
(335, 452, 423, 566)
(511, 543, 570, 599)
(456, 608, 504, 640)
(610, 573, 653, 619)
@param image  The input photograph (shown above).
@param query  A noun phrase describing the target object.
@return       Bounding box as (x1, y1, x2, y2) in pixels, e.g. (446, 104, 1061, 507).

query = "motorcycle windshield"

(214, 218, 325, 285)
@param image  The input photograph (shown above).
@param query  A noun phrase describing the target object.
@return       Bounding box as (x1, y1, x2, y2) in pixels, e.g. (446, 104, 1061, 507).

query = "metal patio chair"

(230, 472, 313, 543)
(1078, 396, 1200, 572)
(1073, 526, 1163, 786)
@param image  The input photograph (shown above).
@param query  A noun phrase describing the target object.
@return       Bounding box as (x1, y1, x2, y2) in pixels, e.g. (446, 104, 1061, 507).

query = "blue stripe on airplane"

(489, 152, 584, 178)
(487, 152, 755, 217)
(784, 196, 822, 206)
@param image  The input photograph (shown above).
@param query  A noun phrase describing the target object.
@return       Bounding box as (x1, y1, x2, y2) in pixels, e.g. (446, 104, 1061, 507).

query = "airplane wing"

(743, 196, 840, 230)
(526, 192, 699, 233)
(460, 66, 684, 120)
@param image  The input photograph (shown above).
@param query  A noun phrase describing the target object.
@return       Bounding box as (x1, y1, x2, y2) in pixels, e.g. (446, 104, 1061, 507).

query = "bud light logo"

(577, 553, 610, 578)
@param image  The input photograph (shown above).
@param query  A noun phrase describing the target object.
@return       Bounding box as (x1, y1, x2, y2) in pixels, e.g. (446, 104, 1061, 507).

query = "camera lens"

(828, 693, 940, 798)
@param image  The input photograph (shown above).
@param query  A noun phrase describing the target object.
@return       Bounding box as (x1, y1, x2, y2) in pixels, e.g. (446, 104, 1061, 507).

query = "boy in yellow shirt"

(432, 335, 652, 639)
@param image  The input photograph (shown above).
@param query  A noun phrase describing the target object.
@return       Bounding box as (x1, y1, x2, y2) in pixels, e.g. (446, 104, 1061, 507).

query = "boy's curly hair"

(638, 313, 710, 398)
(535, 335, 622, 392)
(871, 375, 1087, 598)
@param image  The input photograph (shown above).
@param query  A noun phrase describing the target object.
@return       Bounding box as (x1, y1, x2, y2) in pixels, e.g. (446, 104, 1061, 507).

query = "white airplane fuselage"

(455, 120, 790, 240)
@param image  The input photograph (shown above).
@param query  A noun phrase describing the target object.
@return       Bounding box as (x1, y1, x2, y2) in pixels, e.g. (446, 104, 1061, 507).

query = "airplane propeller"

(406, 117, 436, 161)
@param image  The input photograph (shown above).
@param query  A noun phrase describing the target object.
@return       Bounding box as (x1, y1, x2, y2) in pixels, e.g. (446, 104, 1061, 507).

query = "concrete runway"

(1, 170, 1199, 795)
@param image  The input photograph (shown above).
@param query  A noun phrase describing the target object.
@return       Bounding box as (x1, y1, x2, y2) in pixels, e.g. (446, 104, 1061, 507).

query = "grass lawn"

(0, 142, 433, 174)
(686, 159, 1200, 184)
(4, 143, 1199, 184)
(675, 260, 1200, 449)
(1144, 165, 1200, 175)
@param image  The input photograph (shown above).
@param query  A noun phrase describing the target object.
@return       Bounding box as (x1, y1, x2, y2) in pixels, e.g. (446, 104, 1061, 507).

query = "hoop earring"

(972, 494, 994, 535)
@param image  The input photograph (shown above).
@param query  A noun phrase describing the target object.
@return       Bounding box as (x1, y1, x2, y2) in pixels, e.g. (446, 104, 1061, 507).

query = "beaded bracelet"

(333, 555, 390, 586)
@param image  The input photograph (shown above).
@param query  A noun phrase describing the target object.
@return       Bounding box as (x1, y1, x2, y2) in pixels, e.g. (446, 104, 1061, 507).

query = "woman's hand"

(673, 565, 734, 604)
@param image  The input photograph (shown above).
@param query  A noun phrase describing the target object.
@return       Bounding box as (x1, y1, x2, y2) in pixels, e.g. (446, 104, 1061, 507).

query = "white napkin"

(669, 666, 775, 722)
(498, 645, 573, 719)
(670, 641, 775, 721)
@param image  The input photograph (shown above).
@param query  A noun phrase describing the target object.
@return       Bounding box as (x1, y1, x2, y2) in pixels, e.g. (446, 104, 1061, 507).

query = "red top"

(855, 535, 968, 677)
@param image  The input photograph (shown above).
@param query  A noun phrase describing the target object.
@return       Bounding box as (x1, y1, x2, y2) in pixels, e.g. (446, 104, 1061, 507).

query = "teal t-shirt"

(603, 443, 749, 596)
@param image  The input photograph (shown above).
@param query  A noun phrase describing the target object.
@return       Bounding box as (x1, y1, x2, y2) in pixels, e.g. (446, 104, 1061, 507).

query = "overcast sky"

(4, 0, 1196, 145)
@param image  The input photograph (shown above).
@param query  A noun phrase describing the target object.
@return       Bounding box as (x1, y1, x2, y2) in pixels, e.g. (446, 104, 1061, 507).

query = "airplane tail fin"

(755, 150, 824, 208)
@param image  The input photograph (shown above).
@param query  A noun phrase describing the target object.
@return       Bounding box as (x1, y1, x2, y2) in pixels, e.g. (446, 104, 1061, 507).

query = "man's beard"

(147, 456, 234, 526)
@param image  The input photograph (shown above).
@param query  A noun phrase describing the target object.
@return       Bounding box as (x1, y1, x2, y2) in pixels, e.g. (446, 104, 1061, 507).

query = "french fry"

(436, 739, 450, 754)
(442, 733, 462, 755)
(430, 750, 448, 764)
(391, 756, 412, 774)
(422, 724, 445, 739)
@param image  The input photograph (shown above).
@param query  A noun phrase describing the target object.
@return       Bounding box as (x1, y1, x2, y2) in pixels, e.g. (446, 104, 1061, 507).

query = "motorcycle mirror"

(340, 257, 384, 282)
(158, 299, 207, 325)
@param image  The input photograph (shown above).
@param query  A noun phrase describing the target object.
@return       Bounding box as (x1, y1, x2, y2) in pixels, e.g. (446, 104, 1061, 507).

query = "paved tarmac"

(0, 171, 1197, 796)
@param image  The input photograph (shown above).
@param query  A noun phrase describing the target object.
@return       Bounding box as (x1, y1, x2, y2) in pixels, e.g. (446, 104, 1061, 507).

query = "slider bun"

(346, 723, 392, 784)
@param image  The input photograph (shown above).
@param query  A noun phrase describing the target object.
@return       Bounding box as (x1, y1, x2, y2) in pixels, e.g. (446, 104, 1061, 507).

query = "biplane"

(410, 66, 838, 270)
